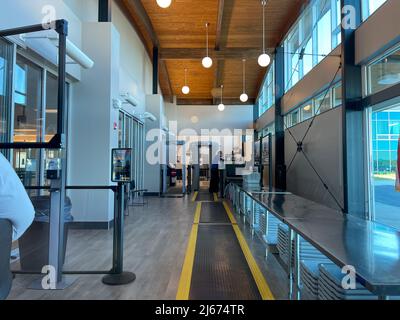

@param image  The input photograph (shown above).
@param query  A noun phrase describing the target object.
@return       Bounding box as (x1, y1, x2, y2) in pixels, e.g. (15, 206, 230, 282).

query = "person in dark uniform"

(209, 151, 224, 193)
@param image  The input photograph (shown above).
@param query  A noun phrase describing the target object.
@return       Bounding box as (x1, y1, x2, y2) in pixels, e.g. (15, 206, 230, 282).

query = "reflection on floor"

(8, 196, 287, 300)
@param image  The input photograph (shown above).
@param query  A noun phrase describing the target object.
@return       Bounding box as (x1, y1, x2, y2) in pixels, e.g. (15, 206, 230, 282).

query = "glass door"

(12, 55, 43, 189)
(367, 102, 400, 230)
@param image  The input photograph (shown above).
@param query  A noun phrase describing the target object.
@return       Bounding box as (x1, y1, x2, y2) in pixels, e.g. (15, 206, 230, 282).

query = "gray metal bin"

(18, 196, 73, 273)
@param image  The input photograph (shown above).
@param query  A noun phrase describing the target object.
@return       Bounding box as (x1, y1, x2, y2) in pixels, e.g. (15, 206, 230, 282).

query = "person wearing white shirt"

(0, 153, 34, 241)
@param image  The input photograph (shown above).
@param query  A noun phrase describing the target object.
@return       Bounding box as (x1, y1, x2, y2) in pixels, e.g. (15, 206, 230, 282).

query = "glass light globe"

(258, 53, 271, 67)
(156, 0, 172, 8)
(182, 86, 190, 95)
(202, 56, 213, 69)
(218, 103, 225, 111)
(240, 93, 249, 103)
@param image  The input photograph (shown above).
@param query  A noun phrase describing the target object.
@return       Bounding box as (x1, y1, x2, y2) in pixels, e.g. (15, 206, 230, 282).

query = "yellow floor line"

(194, 202, 201, 224)
(176, 202, 201, 300)
(222, 200, 237, 224)
(191, 191, 198, 202)
(213, 193, 218, 202)
(223, 201, 275, 300)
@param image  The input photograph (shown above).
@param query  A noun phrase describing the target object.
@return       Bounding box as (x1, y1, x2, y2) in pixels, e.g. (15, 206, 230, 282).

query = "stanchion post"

(102, 183, 136, 286)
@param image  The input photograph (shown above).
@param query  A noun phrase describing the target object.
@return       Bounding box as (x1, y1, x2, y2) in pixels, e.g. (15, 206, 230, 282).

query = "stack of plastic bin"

(318, 264, 378, 300)
(277, 224, 292, 266)
(263, 213, 280, 245)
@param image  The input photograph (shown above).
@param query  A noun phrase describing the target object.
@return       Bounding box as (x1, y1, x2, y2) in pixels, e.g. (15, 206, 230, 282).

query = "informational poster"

(254, 140, 261, 166)
(112, 148, 132, 183)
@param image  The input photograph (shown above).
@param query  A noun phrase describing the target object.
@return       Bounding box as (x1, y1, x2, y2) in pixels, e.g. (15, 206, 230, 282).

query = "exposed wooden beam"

(213, 60, 225, 104)
(177, 98, 255, 106)
(160, 48, 272, 61)
(215, 0, 225, 51)
(124, 0, 159, 47)
(159, 60, 174, 103)
(121, 0, 174, 100)
(118, 0, 152, 57)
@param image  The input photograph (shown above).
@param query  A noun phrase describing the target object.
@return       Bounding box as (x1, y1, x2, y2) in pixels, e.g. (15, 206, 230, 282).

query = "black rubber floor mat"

(199, 202, 230, 224)
(196, 192, 214, 201)
(190, 225, 261, 300)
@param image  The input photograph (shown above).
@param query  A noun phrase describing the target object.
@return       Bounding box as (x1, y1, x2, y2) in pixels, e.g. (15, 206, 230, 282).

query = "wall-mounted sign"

(112, 148, 132, 183)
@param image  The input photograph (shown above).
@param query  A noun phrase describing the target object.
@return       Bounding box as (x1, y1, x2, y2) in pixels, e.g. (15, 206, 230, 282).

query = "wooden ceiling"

(119, 0, 308, 105)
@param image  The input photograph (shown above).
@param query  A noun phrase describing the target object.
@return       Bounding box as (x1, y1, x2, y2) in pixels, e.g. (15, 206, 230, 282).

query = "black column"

(98, 0, 112, 22)
(341, 0, 365, 217)
(274, 46, 286, 190)
(153, 47, 159, 95)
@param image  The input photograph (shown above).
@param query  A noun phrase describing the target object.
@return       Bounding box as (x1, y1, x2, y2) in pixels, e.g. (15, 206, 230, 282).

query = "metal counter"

(227, 183, 400, 299)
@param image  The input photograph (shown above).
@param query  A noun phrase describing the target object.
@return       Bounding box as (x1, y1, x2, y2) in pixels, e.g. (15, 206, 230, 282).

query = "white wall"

(112, 1, 153, 117)
(69, 23, 120, 223)
(62, 0, 98, 22)
(356, 0, 400, 64)
(165, 102, 254, 135)
(0, 0, 87, 80)
(64, 1, 155, 223)
(144, 95, 165, 194)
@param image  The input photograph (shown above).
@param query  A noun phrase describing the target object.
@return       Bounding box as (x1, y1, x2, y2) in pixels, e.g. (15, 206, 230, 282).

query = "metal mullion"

(331, 0, 337, 48)
(312, 4, 319, 67)
(39, 68, 47, 191)
(6, 43, 17, 162)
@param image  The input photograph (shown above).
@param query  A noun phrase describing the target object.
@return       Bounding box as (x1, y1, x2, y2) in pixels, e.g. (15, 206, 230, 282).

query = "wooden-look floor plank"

(7, 197, 288, 300)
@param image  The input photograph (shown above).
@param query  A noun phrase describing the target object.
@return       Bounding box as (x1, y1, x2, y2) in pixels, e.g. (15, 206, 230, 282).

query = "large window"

(368, 103, 400, 230)
(13, 55, 42, 144)
(284, 0, 342, 91)
(284, 82, 342, 128)
(258, 61, 275, 116)
(118, 112, 145, 189)
(0, 48, 69, 189)
(362, 0, 388, 21)
(365, 45, 400, 96)
(13, 56, 43, 188)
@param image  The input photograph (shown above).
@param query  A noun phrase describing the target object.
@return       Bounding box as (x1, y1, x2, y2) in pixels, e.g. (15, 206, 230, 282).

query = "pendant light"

(240, 59, 249, 103)
(218, 85, 225, 111)
(258, 0, 271, 68)
(182, 68, 190, 95)
(156, 0, 172, 8)
(202, 23, 213, 69)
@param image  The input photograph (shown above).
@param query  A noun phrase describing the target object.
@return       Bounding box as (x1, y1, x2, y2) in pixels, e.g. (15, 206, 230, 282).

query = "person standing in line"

(209, 151, 224, 193)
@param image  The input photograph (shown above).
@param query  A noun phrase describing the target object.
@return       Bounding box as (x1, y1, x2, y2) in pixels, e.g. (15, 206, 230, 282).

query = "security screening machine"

(163, 140, 187, 197)
(103, 149, 136, 285)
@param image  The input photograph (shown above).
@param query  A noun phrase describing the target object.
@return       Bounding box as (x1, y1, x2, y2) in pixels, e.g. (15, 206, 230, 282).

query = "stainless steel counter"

(230, 184, 400, 297)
